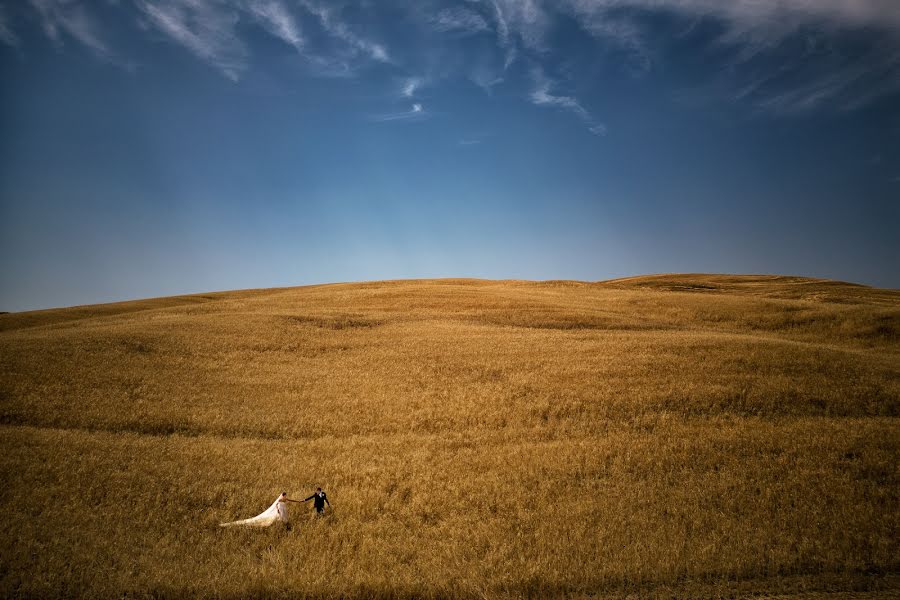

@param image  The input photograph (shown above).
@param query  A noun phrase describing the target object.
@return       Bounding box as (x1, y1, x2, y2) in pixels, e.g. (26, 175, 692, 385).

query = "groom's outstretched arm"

(302, 495, 315, 502)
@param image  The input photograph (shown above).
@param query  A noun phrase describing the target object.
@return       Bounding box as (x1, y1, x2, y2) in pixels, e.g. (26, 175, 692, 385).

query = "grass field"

(1, 275, 898, 598)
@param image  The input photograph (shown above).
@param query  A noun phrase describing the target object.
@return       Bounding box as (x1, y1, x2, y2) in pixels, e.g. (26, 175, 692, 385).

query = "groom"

(302, 487, 331, 515)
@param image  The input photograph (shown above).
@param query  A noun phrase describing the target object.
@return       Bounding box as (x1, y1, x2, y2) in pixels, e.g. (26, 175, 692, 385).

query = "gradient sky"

(1, 0, 898, 311)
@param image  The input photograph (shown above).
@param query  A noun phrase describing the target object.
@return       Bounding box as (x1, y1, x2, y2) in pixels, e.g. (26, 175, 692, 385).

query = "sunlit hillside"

(1, 275, 897, 598)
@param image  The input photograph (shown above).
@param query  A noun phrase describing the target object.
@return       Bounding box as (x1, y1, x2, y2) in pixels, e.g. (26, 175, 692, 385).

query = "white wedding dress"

(220, 495, 288, 527)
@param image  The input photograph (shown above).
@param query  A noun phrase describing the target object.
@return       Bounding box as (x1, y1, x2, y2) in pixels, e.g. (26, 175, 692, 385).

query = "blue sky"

(1, 0, 898, 311)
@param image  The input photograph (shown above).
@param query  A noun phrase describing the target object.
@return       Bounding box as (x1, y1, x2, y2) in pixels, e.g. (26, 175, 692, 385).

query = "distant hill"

(596, 273, 897, 303)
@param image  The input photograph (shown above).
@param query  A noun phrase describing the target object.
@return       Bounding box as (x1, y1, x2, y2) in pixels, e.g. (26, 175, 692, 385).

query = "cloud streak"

(300, 1, 390, 64)
(490, 1, 517, 69)
(134, 0, 390, 81)
(372, 102, 429, 122)
(29, 0, 112, 60)
(137, 1, 248, 81)
(245, 0, 303, 51)
(553, 0, 900, 112)
(530, 68, 606, 135)
(4, 0, 900, 115)
(432, 6, 490, 34)
(559, 0, 900, 38)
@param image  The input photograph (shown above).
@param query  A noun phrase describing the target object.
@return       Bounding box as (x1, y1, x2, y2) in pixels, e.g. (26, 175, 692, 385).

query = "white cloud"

(560, 0, 900, 36)
(8, 0, 899, 114)
(373, 102, 429, 122)
(751, 51, 900, 114)
(556, 0, 900, 111)
(461, 0, 900, 88)
(556, 3, 651, 71)
(557, 0, 900, 68)
(245, 0, 303, 51)
(530, 83, 589, 120)
(530, 68, 587, 117)
(489, 0, 550, 67)
(300, 1, 390, 63)
(29, 0, 112, 59)
(497, 0, 547, 47)
(432, 6, 489, 34)
(16, 0, 389, 81)
(530, 67, 606, 135)
(137, 0, 248, 81)
(490, 1, 517, 68)
(402, 77, 422, 98)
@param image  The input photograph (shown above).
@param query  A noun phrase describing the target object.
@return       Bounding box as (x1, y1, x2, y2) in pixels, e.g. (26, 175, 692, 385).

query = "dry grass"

(0, 275, 898, 598)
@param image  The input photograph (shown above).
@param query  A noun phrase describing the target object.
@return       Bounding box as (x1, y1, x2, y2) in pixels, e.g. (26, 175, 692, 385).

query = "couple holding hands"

(220, 487, 330, 528)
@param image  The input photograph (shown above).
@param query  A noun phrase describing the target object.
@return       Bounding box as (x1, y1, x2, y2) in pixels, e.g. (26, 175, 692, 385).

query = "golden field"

(0, 275, 898, 599)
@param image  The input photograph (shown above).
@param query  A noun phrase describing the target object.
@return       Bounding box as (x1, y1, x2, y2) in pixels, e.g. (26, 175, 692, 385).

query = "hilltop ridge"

(2, 273, 896, 325)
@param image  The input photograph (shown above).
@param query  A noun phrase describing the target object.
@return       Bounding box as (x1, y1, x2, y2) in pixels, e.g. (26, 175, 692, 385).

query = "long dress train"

(220, 495, 288, 527)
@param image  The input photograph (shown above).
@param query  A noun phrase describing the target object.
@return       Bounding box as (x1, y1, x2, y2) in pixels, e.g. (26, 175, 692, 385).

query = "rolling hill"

(1, 275, 897, 598)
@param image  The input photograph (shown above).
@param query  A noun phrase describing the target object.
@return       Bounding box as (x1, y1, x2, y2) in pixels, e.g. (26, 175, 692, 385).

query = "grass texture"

(0, 275, 898, 598)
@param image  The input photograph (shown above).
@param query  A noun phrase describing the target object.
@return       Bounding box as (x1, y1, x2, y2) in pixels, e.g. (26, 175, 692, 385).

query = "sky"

(0, 0, 898, 311)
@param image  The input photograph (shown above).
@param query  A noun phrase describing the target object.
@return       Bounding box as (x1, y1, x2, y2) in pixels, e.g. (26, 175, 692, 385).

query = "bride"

(220, 492, 302, 527)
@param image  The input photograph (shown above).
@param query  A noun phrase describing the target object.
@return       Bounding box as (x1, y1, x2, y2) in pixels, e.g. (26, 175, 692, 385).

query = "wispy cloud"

(401, 77, 422, 98)
(557, 2, 650, 71)
(530, 80, 589, 120)
(490, 1, 516, 69)
(530, 67, 606, 135)
(5, 0, 900, 116)
(495, 0, 548, 51)
(557, 0, 900, 110)
(559, 0, 900, 72)
(245, 0, 303, 51)
(300, 1, 389, 64)
(432, 6, 489, 34)
(372, 102, 429, 122)
(302, 54, 358, 78)
(137, 0, 248, 81)
(0, 6, 19, 47)
(716, 35, 900, 114)
(754, 62, 872, 114)
(29, 0, 112, 60)
(485, 0, 552, 69)
(139, 0, 376, 82)
(469, 60, 505, 95)
(559, 0, 900, 37)
(11, 0, 388, 81)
